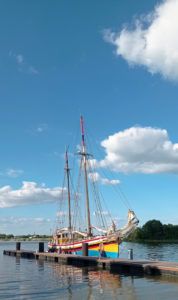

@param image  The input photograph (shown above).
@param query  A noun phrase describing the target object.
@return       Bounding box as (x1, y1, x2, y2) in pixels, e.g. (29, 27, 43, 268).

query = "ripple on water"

(1, 241, 178, 299)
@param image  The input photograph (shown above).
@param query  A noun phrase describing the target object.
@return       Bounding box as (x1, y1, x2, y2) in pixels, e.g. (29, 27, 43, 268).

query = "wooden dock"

(3, 249, 178, 277)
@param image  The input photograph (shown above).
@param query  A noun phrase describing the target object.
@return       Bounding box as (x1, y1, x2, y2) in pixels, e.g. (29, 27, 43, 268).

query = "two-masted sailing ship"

(48, 117, 139, 257)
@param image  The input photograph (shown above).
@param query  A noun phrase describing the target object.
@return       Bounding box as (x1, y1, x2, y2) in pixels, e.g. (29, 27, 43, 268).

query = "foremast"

(78, 116, 92, 237)
(65, 149, 71, 232)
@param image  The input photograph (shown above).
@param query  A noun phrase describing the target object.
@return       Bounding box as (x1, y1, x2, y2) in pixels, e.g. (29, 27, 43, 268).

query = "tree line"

(0, 234, 52, 241)
(127, 219, 178, 242)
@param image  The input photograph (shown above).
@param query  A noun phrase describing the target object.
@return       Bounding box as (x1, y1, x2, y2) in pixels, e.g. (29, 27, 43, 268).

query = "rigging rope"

(85, 128, 132, 210)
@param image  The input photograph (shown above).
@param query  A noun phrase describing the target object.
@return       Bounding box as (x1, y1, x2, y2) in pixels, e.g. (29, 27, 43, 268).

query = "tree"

(141, 219, 163, 240)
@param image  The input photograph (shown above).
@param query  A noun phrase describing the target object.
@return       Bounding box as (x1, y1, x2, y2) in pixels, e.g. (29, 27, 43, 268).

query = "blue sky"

(1, 0, 178, 234)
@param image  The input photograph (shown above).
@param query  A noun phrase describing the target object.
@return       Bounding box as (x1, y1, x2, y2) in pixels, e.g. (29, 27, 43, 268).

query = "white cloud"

(57, 211, 67, 217)
(88, 159, 99, 169)
(16, 54, 23, 64)
(0, 181, 65, 208)
(9, 51, 39, 75)
(88, 172, 120, 185)
(28, 66, 39, 74)
(99, 126, 178, 174)
(112, 217, 127, 228)
(101, 178, 120, 185)
(0, 216, 51, 225)
(88, 172, 100, 182)
(93, 211, 109, 216)
(104, 0, 178, 81)
(7, 169, 23, 178)
(36, 123, 48, 133)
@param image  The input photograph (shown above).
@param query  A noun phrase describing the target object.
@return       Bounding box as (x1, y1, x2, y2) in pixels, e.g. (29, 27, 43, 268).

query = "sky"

(1, 0, 178, 234)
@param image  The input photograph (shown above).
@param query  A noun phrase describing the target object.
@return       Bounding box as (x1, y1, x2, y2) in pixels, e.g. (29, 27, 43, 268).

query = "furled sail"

(115, 210, 139, 239)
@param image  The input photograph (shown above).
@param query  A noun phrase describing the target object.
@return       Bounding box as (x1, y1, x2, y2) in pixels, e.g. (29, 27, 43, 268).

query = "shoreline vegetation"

(125, 219, 178, 243)
(1, 219, 178, 243)
(0, 234, 52, 242)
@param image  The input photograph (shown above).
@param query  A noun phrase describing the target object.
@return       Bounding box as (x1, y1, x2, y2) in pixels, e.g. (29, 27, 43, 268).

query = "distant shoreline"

(0, 238, 51, 242)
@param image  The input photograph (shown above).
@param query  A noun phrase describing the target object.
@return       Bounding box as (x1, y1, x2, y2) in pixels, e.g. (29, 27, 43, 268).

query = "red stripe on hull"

(50, 240, 118, 253)
(49, 234, 117, 248)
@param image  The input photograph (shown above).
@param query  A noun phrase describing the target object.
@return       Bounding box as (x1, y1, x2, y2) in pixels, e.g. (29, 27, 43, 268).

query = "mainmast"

(65, 150, 71, 231)
(79, 116, 92, 237)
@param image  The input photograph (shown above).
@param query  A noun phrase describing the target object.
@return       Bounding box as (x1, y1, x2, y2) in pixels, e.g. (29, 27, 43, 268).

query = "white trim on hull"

(48, 234, 119, 250)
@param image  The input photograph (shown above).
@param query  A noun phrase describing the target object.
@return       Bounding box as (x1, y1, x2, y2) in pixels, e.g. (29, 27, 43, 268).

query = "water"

(119, 241, 178, 262)
(1, 241, 178, 299)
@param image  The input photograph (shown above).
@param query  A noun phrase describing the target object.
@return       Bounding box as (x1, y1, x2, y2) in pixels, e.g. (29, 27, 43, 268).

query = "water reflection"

(34, 258, 178, 300)
(1, 242, 178, 299)
(42, 261, 139, 300)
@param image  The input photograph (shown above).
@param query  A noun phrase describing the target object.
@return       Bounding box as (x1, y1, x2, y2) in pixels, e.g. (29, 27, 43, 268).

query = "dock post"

(128, 249, 133, 260)
(16, 242, 21, 251)
(39, 242, 44, 253)
(82, 243, 88, 256)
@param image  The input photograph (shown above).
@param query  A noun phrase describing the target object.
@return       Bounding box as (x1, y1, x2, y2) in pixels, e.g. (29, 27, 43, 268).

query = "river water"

(1, 241, 178, 299)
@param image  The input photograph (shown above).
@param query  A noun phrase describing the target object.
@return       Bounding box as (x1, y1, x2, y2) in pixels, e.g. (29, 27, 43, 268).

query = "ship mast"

(79, 116, 92, 237)
(65, 149, 71, 231)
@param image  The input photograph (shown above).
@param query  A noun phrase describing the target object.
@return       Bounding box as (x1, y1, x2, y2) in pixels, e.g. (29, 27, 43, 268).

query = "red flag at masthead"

(65, 150, 69, 169)
(80, 115, 85, 147)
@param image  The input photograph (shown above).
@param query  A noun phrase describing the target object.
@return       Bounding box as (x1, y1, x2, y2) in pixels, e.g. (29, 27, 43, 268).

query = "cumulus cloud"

(88, 172, 120, 185)
(99, 126, 178, 174)
(0, 181, 65, 208)
(7, 169, 23, 178)
(104, 0, 178, 81)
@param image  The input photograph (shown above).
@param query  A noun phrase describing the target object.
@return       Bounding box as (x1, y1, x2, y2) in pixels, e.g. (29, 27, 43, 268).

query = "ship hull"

(48, 235, 120, 258)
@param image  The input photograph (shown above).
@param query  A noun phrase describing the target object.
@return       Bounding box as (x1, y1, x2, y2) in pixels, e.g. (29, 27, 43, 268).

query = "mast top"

(80, 115, 85, 148)
(65, 149, 69, 170)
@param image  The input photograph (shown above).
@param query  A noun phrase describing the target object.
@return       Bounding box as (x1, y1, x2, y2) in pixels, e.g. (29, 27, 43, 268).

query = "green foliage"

(0, 234, 14, 240)
(126, 219, 178, 242)
(0, 234, 52, 241)
(141, 219, 163, 240)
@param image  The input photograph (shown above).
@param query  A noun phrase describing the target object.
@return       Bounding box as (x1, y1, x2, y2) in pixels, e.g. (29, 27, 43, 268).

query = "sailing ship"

(48, 117, 139, 257)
